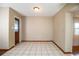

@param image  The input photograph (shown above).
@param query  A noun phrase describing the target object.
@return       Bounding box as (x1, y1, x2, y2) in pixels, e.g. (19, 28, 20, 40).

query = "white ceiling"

(0, 3, 65, 16)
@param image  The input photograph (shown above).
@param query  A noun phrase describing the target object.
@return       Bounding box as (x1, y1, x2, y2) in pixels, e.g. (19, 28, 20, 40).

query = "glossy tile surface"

(2, 42, 72, 56)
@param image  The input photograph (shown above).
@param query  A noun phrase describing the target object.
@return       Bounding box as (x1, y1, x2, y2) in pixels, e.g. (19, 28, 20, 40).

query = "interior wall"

(53, 8, 65, 51)
(0, 7, 24, 49)
(53, 4, 77, 52)
(21, 16, 26, 41)
(9, 8, 24, 48)
(65, 12, 73, 52)
(0, 7, 9, 49)
(22, 16, 53, 41)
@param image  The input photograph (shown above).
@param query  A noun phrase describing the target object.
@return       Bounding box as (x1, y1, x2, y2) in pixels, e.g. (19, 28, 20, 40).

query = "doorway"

(15, 18, 20, 45)
(73, 17, 79, 54)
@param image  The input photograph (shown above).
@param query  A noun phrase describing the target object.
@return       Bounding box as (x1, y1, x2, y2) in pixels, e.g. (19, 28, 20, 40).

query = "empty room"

(0, 3, 79, 56)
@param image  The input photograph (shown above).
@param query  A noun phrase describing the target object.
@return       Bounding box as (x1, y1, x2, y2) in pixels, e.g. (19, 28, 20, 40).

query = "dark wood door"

(15, 18, 20, 45)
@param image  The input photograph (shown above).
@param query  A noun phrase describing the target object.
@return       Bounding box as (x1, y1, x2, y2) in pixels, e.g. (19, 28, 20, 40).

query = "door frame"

(72, 17, 79, 53)
(15, 17, 20, 45)
(14, 16, 21, 44)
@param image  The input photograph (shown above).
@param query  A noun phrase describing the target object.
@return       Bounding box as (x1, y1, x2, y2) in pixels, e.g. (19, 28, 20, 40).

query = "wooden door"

(15, 18, 20, 45)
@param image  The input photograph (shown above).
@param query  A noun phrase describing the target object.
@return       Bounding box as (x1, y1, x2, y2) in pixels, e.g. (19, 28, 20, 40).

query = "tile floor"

(2, 42, 73, 56)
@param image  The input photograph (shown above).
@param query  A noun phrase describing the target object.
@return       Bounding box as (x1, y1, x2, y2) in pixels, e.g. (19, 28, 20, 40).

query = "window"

(74, 23, 79, 35)
(14, 18, 19, 32)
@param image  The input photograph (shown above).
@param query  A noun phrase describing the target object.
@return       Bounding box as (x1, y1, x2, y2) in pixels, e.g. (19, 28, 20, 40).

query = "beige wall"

(21, 16, 26, 41)
(53, 4, 78, 52)
(22, 16, 53, 41)
(65, 12, 73, 52)
(9, 8, 24, 48)
(0, 7, 24, 49)
(53, 8, 65, 51)
(0, 7, 9, 49)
